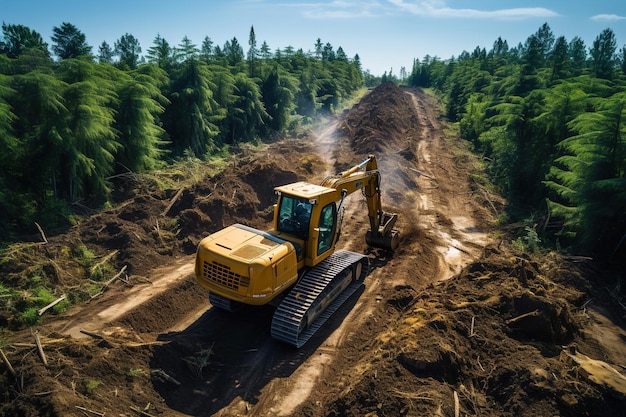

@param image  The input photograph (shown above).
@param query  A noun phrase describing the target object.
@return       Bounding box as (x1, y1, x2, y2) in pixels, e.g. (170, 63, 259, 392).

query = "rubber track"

(270, 250, 369, 348)
(209, 292, 239, 312)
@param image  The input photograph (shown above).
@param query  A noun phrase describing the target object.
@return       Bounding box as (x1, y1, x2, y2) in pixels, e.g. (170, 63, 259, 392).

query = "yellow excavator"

(195, 155, 399, 347)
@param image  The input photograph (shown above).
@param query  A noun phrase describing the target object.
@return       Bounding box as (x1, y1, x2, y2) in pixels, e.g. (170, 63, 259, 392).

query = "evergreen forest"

(1, 21, 625, 267)
(408, 23, 625, 266)
(0, 23, 364, 239)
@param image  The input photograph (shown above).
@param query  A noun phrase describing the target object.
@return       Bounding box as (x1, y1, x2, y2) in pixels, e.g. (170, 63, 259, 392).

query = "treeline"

(0, 23, 364, 239)
(408, 23, 626, 261)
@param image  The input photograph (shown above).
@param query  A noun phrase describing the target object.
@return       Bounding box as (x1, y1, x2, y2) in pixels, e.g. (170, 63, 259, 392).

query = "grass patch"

(85, 379, 102, 394)
(73, 244, 96, 269)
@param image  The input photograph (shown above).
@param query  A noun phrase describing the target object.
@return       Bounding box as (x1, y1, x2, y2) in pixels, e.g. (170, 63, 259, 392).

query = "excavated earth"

(1, 83, 626, 417)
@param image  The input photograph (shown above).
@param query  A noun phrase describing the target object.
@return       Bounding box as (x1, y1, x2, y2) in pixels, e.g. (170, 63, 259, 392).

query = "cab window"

(317, 203, 336, 255)
(277, 195, 312, 239)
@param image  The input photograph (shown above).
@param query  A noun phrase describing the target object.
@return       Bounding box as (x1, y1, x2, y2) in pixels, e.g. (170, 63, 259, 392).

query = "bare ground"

(1, 83, 625, 417)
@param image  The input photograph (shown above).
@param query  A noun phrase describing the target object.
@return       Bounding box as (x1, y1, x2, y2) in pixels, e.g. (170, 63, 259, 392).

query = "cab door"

(312, 202, 337, 263)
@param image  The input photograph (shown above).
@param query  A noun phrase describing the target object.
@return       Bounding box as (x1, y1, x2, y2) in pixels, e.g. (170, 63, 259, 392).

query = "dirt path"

(406, 90, 491, 280)
(58, 256, 196, 338)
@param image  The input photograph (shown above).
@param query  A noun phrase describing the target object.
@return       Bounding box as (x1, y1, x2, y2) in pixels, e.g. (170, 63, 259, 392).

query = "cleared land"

(1, 83, 625, 417)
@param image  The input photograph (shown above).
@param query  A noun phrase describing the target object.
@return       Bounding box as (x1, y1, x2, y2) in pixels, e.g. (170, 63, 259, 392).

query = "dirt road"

(2, 83, 625, 417)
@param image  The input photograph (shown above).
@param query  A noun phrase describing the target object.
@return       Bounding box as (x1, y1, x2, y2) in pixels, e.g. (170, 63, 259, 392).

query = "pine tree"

(0, 23, 49, 58)
(98, 41, 114, 64)
(146, 34, 173, 70)
(545, 92, 626, 253)
(176, 36, 199, 63)
(114, 33, 142, 70)
(247, 26, 258, 77)
(590, 28, 617, 80)
(56, 59, 119, 202)
(51, 22, 92, 59)
(261, 67, 295, 133)
(114, 65, 169, 172)
(164, 60, 219, 156)
(225, 72, 269, 143)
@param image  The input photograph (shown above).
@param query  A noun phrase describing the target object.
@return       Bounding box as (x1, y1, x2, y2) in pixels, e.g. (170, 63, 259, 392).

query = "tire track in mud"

(406, 89, 490, 281)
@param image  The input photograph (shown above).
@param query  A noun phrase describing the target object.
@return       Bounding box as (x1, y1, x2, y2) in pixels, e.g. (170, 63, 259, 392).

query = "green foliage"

(13, 285, 61, 327)
(114, 65, 169, 172)
(90, 262, 115, 282)
(545, 92, 626, 253)
(51, 22, 92, 59)
(261, 67, 296, 134)
(164, 59, 219, 156)
(409, 22, 625, 259)
(85, 379, 102, 394)
(0, 23, 49, 59)
(73, 244, 95, 268)
(0, 283, 18, 313)
(19, 307, 40, 327)
(0, 23, 365, 240)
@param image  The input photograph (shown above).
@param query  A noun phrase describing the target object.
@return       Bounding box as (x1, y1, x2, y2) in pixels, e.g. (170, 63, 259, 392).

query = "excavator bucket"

(366, 212, 400, 251)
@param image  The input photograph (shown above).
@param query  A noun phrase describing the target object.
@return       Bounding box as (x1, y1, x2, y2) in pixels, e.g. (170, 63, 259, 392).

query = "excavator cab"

(273, 182, 344, 267)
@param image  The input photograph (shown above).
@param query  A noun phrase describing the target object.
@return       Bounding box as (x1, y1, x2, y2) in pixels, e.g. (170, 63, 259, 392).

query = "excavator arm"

(320, 155, 399, 251)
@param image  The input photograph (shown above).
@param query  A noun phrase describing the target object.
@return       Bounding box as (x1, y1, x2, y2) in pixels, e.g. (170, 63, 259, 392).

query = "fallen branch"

(0, 348, 17, 379)
(454, 390, 460, 417)
(476, 355, 485, 372)
(38, 295, 66, 316)
(90, 250, 119, 275)
(75, 406, 105, 417)
(130, 406, 156, 417)
(162, 188, 184, 216)
(391, 388, 436, 401)
(408, 167, 436, 180)
(470, 316, 476, 337)
(79, 329, 104, 339)
(505, 310, 540, 325)
(479, 187, 498, 214)
(151, 368, 181, 385)
(34, 222, 48, 244)
(563, 255, 594, 262)
(11, 338, 67, 347)
(33, 390, 57, 396)
(102, 265, 128, 288)
(32, 330, 48, 367)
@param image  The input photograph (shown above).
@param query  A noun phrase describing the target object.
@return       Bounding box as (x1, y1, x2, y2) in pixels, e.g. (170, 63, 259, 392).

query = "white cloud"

(298, 1, 384, 19)
(591, 14, 626, 22)
(387, 0, 559, 20)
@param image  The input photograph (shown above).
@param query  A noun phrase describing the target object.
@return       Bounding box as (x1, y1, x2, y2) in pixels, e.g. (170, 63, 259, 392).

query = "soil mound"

(339, 82, 419, 159)
(320, 250, 626, 417)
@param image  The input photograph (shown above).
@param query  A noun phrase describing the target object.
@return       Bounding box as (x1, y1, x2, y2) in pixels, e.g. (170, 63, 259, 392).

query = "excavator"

(195, 155, 399, 347)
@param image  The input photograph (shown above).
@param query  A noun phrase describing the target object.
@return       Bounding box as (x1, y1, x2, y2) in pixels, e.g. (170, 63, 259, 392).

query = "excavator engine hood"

(195, 224, 298, 305)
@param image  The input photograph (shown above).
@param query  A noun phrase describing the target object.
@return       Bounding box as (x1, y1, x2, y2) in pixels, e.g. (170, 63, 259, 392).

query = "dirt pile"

(339, 82, 419, 158)
(1, 83, 625, 417)
(318, 250, 626, 417)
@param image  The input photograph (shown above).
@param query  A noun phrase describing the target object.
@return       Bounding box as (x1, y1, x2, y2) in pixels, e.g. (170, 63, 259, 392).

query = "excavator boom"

(320, 155, 399, 251)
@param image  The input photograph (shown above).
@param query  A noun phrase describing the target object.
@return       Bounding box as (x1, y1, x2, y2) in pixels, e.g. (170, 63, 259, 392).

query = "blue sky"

(1, 0, 625, 75)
